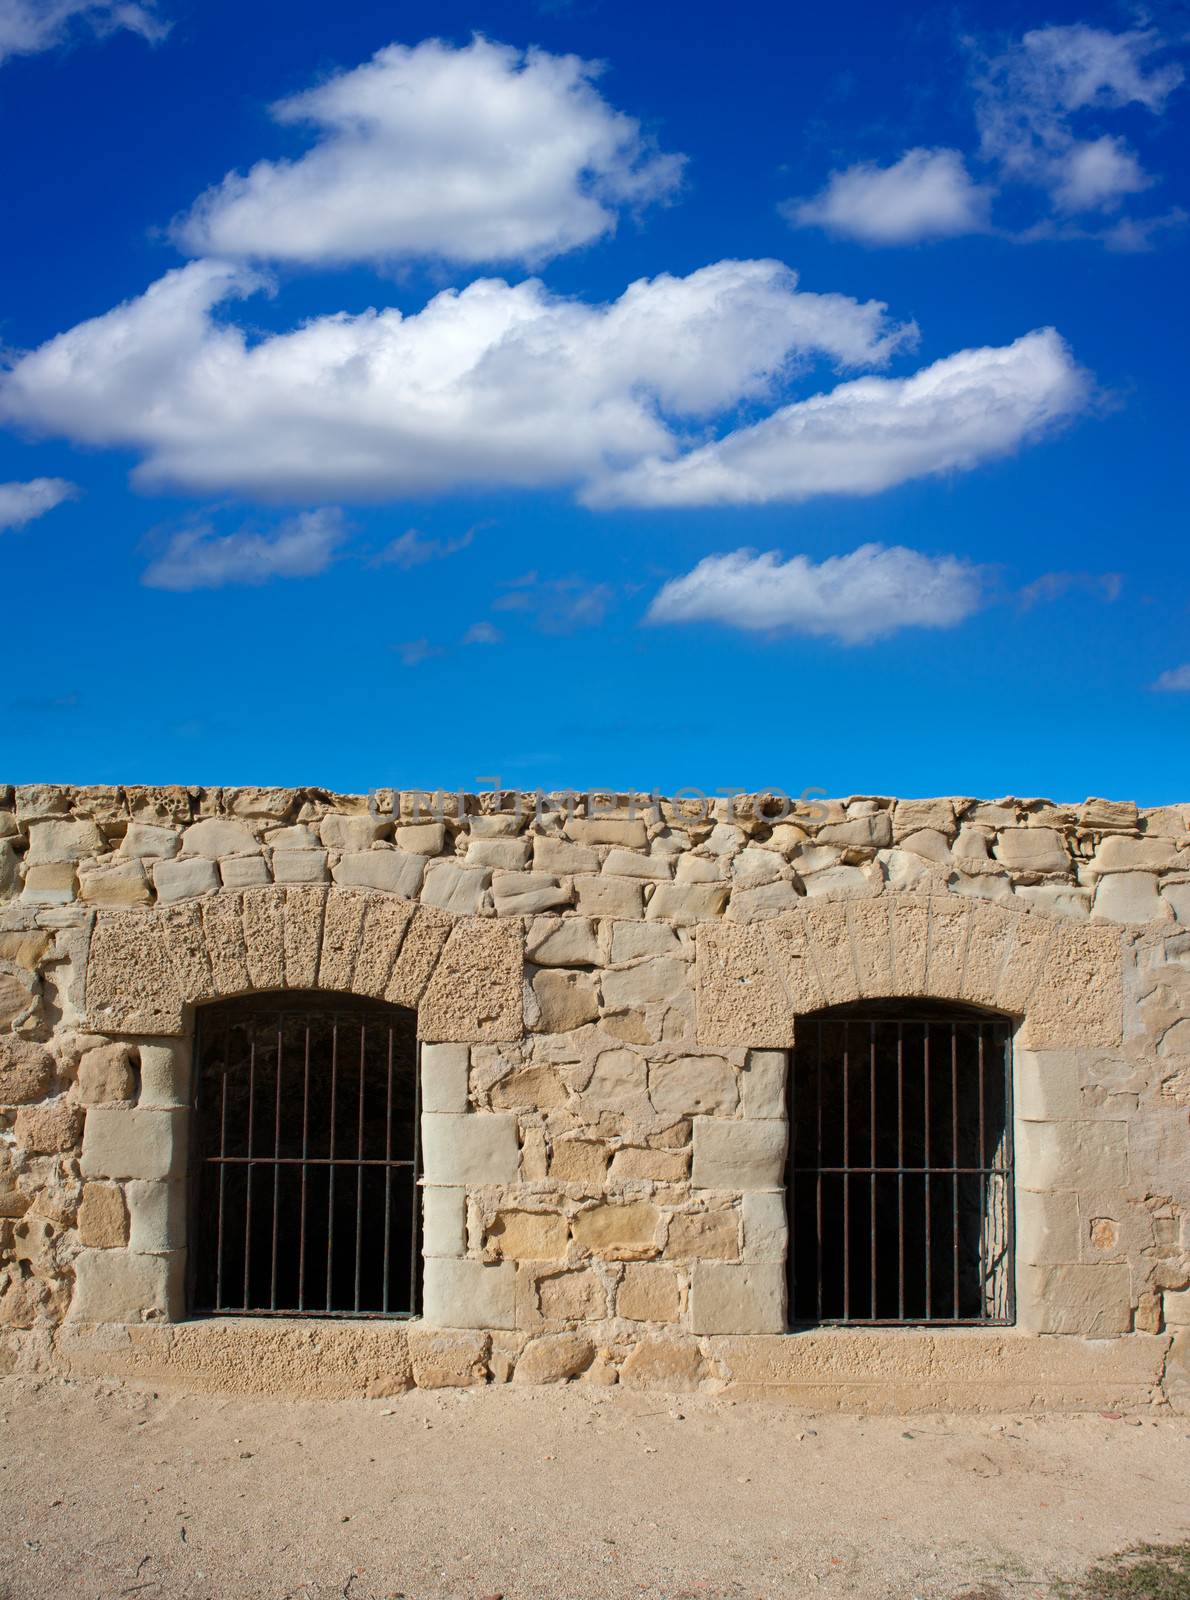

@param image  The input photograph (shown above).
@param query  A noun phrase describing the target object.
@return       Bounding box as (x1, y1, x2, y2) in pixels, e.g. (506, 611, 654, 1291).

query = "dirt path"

(1, 1376, 1187, 1600)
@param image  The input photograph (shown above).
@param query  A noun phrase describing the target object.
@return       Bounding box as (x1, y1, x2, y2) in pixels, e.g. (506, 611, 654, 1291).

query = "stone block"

(69, 1248, 186, 1323)
(818, 813, 892, 849)
(647, 882, 730, 924)
(421, 863, 490, 916)
(1015, 1049, 1083, 1121)
(24, 818, 106, 863)
(153, 857, 220, 904)
(649, 1055, 737, 1118)
(0, 1038, 53, 1104)
(695, 923, 796, 1050)
(492, 873, 571, 916)
(600, 956, 686, 1012)
(689, 1261, 786, 1334)
(1020, 1263, 1132, 1336)
(486, 1209, 569, 1260)
(422, 1257, 516, 1330)
(692, 1117, 787, 1192)
(77, 1183, 129, 1248)
(333, 849, 425, 899)
(1015, 1119, 1128, 1192)
(1092, 872, 1169, 925)
(201, 892, 251, 995)
(549, 1138, 608, 1185)
(21, 861, 76, 904)
(180, 819, 258, 858)
(346, 893, 415, 999)
(121, 824, 180, 860)
(574, 876, 645, 919)
(419, 1112, 519, 1185)
(468, 837, 530, 871)
(317, 888, 366, 992)
(272, 849, 330, 884)
(569, 1199, 659, 1261)
(422, 1186, 466, 1257)
(618, 1337, 705, 1390)
(513, 1332, 594, 1384)
(601, 848, 672, 880)
(319, 815, 386, 852)
(78, 860, 152, 908)
(407, 1328, 489, 1387)
(1016, 1188, 1080, 1266)
(490, 1064, 566, 1111)
(220, 855, 271, 890)
(126, 1180, 187, 1254)
(665, 1208, 740, 1261)
(136, 1041, 191, 1108)
(418, 916, 523, 1043)
(527, 917, 601, 967)
(420, 1043, 469, 1114)
(533, 836, 599, 875)
(1021, 920, 1124, 1049)
(532, 969, 599, 1032)
(77, 1043, 138, 1104)
(384, 905, 452, 1008)
(608, 1146, 689, 1182)
(395, 822, 445, 856)
(741, 1192, 788, 1263)
(728, 880, 803, 921)
(85, 910, 185, 1035)
(14, 1099, 84, 1153)
(565, 817, 648, 847)
(994, 828, 1069, 873)
(81, 1107, 188, 1182)
(239, 888, 285, 991)
(1094, 835, 1186, 872)
(610, 923, 681, 962)
(741, 1050, 787, 1118)
(617, 1263, 681, 1322)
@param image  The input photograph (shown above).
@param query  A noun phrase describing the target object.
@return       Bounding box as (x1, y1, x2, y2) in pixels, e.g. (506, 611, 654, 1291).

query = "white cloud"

(975, 24, 1182, 214)
(647, 544, 988, 645)
(375, 525, 478, 568)
(0, 257, 915, 502)
(175, 36, 683, 269)
(789, 148, 992, 244)
(1151, 664, 1190, 693)
(587, 328, 1088, 508)
(0, 1, 166, 63)
(0, 475, 77, 529)
(141, 507, 346, 590)
(462, 621, 503, 645)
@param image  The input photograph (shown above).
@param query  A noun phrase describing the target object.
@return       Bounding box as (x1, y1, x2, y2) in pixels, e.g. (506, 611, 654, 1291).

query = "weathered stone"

(80, 1107, 187, 1181)
(994, 828, 1069, 873)
(180, 819, 258, 858)
(1095, 835, 1185, 872)
(126, 1180, 187, 1254)
(421, 862, 491, 916)
(574, 877, 645, 919)
(21, 860, 76, 904)
(318, 814, 386, 852)
(610, 923, 682, 962)
(317, 887, 367, 992)
(740, 1192, 787, 1263)
(513, 1332, 594, 1383)
(14, 1099, 84, 1153)
(77, 1183, 129, 1248)
(271, 849, 330, 884)
(333, 849, 425, 899)
(407, 1328, 489, 1387)
(468, 837, 530, 871)
(579, 1048, 652, 1124)
(86, 910, 184, 1034)
(77, 1043, 137, 1105)
(1015, 1119, 1128, 1191)
(565, 817, 648, 848)
(422, 1186, 466, 1257)
(0, 1037, 53, 1104)
(383, 904, 452, 1007)
(572, 1200, 660, 1260)
(153, 857, 220, 904)
(664, 1208, 739, 1261)
(1093, 872, 1169, 925)
(616, 1263, 681, 1322)
(602, 849, 672, 881)
(239, 888, 286, 991)
(533, 836, 599, 875)
(220, 855, 271, 890)
(549, 1138, 608, 1185)
(420, 1113, 519, 1185)
(24, 818, 105, 863)
(394, 822, 445, 855)
(647, 882, 730, 924)
(527, 916, 601, 967)
(422, 1258, 515, 1329)
(201, 892, 251, 995)
(70, 1249, 185, 1323)
(419, 916, 523, 1043)
(490, 1064, 565, 1111)
(741, 1051, 786, 1119)
(536, 1268, 606, 1321)
(818, 814, 892, 850)
(608, 1146, 689, 1182)
(689, 1262, 786, 1334)
(120, 823, 181, 860)
(618, 1337, 704, 1390)
(1019, 1263, 1132, 1337)
(691, 1117, 787, 1192)
(649, 1055, 737, 1118)
(728, 880, 803, 921)
(420, 1043, 470, 1114)
(486, 1210, 569, 1260)
(600, 958, 686, 1011)
(78, 859, 151, 908)
(492, 872, 571, 916)
(532, 969, 599, 1033)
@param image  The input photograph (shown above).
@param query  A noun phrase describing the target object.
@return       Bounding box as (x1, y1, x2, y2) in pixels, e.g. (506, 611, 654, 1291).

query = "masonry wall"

(1, 783, 1188, 1409)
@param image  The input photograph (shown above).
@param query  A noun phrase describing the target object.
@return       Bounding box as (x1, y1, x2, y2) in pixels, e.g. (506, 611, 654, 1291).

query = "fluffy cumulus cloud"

(1151, 664, 1190, 693)
(141, 507, 346, 590)
(0, 257, 922, 501)
(0, 475, 77, 529)
(647, 544, 988, 645)
(789, 148, 992, 244)
(976, 23, 1181, 213)
(175, 36, 683, 269)
(587, 328, 1088, 508)
(0, 0, 166, 63)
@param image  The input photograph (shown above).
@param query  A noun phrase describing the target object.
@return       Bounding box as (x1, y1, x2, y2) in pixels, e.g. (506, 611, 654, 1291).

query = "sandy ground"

(1, 1377, 1187, 1600)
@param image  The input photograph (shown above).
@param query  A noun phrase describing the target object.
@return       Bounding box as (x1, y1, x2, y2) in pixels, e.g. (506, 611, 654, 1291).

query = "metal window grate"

(190, 994, 421, 1319)
(786, 1006, 1014, 1327)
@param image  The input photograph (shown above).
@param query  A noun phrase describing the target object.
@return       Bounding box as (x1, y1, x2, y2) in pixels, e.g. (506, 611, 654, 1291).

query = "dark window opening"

(787, 1002, 1014, 1326)
(190, 994, 420, 1319)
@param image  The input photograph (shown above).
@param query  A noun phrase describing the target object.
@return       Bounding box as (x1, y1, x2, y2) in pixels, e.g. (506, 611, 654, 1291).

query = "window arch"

(190, 993, 420, 1319)
(786, 1001, 1014, 1327)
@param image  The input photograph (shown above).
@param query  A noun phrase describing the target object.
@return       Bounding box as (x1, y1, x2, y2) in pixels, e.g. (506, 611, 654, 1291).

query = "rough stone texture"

(3, 785, 1188, 1402)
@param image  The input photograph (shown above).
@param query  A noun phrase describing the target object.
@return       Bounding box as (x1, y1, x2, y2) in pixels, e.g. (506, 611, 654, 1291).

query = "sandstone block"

(486, 1210, 569, 1260)
(333, 849, 425, 898)
(180, 819, 258, 858)
(468, 837, 530, 871)
(383, 905, 452, 1008)
(24, 818, 106, 863)
(1092, 872, 1169, 925)
(21, 860, 76, 905)
(741, 1050, 787, 1119)
(318, 815, 386, 852)
(649, 1055, 737, 1118)
(513, 1332, 594, 1383)
(407, 1328, 489, 1387)
(610, 923, 681, 962)
(70, 1248, 186, 1323)
(741, 1192, 787, 1263)
(0, 1038, 53, 1105)
(572, 1200, 660, 1260)
(395, 822, 446, 855)
(77, 1043, 138, 1105)
(422, 1258, 515, 1330)
(893, 799, 957, 839)
(695, 923, 797, 1050)
(271, 849, 330, 884)
(647, 882, 730, 924)
(418, 916, 523, 1043)
(126, 1180, 187, 1253)
(81, 1107, 188, 1181)
(676, 853, 728, 883)
(690, 1261, 786, 1334)
(419, 1112, 519, 1185)
(85, 910, 184, 1035)
(420, 1043, 469, 1114)
(220, 856, 271, 890)
(578, 1048, 652, 1123)
(1016, 1188, 1080, 1266)
(549, 1138, 608, 1185)
(1020, 1263, 1131, 1337)
(421, 862, 491, 916)
(1015, 1120, 1128, 1192)
(1015, 1049, 1083, 1121)
(664, 1208, 739, 1261)
(994, 827, 1069, 873)
(1094, 835, 1185, 872)
(527, 916, 601, 966)
(14, 1099, 84, 1153)
(608, 1146, 689, 1182)
(534, 1267, 606, 1322)
(153, 857, 220, 904)
(600, 957, 686, 1011)
(78, 860, 152, 908)
(728, 881, 803, 921)
(602, 849, 672, 880)
(565, 817, 648, 848)
(492, 872, 571, 916)
(817, 814, 892, 850)
(618, 1337, 705, 1390)
(532, 969, 599, 1032)
(121, 824, 180, 860)
(617, 1263, 681, 1322)
(422, 1186, 466, 1257)
(692, 1117, 787, 1192)
(0, 964, 40, 1031)
(574, 876, 645, 919)
(77, 1183, 129, 1248)
(533, 836, 599, 875)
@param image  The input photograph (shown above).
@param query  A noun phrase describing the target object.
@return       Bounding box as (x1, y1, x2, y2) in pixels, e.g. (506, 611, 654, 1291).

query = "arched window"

(190, 994, 420, 1319)
(787, 1001, 1014, 1326)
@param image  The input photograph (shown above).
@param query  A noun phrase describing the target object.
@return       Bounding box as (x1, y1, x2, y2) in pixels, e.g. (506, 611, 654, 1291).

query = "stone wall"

(1, 783, 1188, 1408)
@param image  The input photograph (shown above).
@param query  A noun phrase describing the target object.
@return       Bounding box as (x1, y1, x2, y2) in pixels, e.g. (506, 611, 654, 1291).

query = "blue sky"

(0, 0, 1186, 801)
